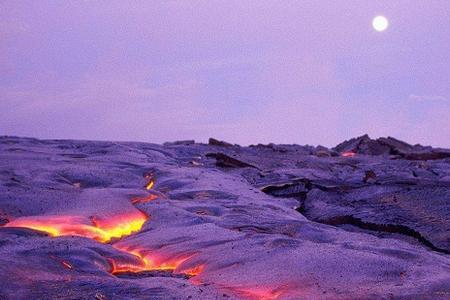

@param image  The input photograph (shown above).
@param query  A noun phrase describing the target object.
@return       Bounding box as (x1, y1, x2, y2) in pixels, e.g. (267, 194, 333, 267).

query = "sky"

(1, 1, 450, 147)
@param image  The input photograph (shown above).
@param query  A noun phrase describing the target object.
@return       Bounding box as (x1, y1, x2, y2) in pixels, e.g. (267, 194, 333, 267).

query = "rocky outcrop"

(208, 138, 234, 147)
(333, 134, 448, 160)
(205, 152, 258, 169)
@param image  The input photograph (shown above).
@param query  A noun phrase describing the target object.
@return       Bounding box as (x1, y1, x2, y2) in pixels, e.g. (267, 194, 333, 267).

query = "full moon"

(372, 16, 389, 32)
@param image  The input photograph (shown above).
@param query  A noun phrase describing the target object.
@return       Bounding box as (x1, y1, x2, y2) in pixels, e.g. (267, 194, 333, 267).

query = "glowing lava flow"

(145, 180, 154, 190)
(61, 260, 73, 269)
(341, 151, 356, 157)
(49, 254, 74, 270)
(145, 174, 155, 190)
(109, 245, 204, 276)
(3, 175, 205, 280)
(4, 175, 153, 242)
(231, 287, 285, 300)
(131, 194, 158, 204)
(4, 211, 147, 243)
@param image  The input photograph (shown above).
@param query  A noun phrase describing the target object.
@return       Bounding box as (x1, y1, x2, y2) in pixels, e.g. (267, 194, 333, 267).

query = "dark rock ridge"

(333, 134, 450, 160)
(205, 152, 258, 169)
(208, 137, 235, 147)
(334, 134, 418, 155)
(0, 135, 449, 299)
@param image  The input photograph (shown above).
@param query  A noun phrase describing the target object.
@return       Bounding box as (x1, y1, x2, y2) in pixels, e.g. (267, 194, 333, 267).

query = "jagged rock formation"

(334, 134, 450, 160)
(0, 135, 449, 299)
(208, 137, 235, 147)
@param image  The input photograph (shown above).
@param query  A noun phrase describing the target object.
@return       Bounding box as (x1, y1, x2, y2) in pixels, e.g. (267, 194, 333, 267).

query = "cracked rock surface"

(1, 135, 450, 299)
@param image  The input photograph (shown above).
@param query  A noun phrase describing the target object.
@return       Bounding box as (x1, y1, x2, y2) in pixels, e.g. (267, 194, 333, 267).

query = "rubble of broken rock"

(0, 135, 450, 299)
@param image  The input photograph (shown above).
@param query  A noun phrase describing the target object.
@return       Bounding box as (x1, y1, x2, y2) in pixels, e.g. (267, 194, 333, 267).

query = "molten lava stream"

(109, 245, 204, 276)
(145, 177, 154, 190)
(4, 211, 148, 243)
(3, 176, 205, 279)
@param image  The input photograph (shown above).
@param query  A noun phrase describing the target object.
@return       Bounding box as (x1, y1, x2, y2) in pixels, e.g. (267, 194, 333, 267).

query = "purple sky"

(1, 1, 450, 147)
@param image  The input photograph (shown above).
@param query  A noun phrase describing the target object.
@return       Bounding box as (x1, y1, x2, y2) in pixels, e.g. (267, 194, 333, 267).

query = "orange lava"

(184, 264, 204, 276)
(109, 245, 203, 276)
(144, 174, 155, 190)
(4, 211, 148, 243)
(131, 194, 158, 204)
(61, 260, 73, 270)
(3, 174, 205, 280)
(145, 180, 154, 190)
(341, 151, 356, 157)
(49, 255, 74, 270)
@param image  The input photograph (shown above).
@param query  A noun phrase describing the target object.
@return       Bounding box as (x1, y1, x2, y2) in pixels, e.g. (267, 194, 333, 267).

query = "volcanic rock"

(164, 140, 196, 146)
(334, 134, 393, 155)
(208, 138, 234, 147)
(0, 135, 449, 299)
(404, 149, 450, 161)
(205, 152, 258, 169)
(363, 170, 377, 183)
(333, 135, 450, 161)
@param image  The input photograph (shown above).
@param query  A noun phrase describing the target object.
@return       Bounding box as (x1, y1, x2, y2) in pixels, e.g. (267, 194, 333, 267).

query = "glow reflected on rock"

(231, 287, 284, 300)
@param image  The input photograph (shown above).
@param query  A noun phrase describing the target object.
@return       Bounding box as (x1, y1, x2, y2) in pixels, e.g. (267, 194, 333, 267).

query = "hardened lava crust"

(0, 135, 450, 299)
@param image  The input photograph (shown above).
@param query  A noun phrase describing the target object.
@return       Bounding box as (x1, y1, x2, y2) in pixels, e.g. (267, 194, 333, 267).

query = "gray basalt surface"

(0, 135, 450, 299)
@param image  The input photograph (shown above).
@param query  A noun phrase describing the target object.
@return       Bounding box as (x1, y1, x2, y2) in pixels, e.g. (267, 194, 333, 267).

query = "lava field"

(1, 135, 450, 299)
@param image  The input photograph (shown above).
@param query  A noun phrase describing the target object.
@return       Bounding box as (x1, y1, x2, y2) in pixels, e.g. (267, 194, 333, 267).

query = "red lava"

(226, 286, 284, 300)
(61, 260, 73, 270)
(49, 255, 74, 270)
(131, 194, 158, 204)
(341, 151, 356, 157)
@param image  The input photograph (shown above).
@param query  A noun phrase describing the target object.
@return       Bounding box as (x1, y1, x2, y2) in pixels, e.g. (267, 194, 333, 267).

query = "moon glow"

(372, 16, 389, 32)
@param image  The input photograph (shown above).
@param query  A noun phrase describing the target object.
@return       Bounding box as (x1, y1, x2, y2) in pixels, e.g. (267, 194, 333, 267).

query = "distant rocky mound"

(334, 134, 450, 160)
